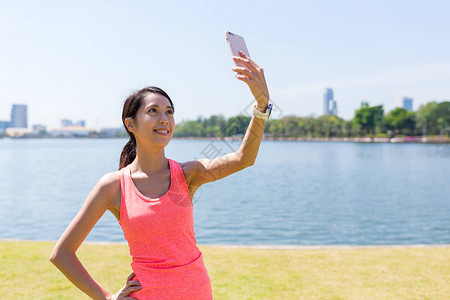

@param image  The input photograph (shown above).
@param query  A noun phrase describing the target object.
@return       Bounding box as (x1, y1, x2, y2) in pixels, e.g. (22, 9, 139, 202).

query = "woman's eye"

(148, 108, 173, 114)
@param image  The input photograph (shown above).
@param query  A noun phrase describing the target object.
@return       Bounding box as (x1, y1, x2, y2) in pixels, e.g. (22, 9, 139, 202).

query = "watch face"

(267, 104, 273, 117)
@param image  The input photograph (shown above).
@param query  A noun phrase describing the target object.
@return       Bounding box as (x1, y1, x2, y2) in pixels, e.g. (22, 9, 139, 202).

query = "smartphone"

(225, 31, 250, 68)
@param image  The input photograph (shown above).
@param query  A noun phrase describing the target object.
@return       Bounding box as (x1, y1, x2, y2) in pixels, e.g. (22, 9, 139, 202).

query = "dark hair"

(119, 86, 174, 170)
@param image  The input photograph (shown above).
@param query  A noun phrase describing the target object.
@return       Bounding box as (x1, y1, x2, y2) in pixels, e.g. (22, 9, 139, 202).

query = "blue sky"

(1, 0, 449, 129)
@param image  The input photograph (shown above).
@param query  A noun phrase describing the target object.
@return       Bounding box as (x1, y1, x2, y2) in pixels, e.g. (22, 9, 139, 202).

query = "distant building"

(323, 88, 338, 116)
(50, 126, 97, 137)
(100, 127, 126, 137)
(328, 99, 337, 116)
(401, 97, 413, 112)
(324, 88, 333, 115)
(5, 127, 31, 137)
(61, 119, 86, 127)
(74, 120, 86, 127)
(61, 119, 73, 127)
(32, 124, 47, 135)
(10, 104, 28, 128)
(0, 121, 10, 132)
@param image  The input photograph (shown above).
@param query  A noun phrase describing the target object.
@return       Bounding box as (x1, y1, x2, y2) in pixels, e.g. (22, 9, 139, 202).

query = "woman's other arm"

(49, 172, 121, 300)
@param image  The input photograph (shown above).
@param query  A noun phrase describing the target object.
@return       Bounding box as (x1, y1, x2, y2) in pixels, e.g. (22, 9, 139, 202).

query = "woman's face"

(126, 93, 175, 148)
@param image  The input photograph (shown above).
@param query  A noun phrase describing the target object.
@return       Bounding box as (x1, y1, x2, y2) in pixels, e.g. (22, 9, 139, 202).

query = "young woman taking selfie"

(49, 50, 272, 299)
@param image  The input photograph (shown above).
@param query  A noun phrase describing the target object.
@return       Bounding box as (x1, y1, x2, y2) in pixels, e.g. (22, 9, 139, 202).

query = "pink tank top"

(119, 158, 212, 299)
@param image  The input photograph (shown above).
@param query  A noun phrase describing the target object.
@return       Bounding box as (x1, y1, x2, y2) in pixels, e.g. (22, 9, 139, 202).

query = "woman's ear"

(124, 117, 135, 133)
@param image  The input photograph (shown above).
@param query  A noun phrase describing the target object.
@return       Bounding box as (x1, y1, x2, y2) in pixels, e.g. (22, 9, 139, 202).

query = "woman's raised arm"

(188, 51, 270, 187)
(232, 51, 270, 166)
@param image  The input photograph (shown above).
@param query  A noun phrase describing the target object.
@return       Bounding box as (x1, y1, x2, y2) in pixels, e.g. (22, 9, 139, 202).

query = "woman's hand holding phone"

(232, 51, 270, 112)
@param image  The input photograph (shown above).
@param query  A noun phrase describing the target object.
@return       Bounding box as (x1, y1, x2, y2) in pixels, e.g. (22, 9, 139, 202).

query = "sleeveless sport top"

(119, 158, 213, 299)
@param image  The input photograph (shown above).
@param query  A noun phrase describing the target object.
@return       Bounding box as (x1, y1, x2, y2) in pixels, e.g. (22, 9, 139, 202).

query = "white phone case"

(225, 31, 250, 68)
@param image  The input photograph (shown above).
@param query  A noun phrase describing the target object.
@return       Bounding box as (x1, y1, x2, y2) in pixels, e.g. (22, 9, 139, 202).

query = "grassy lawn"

(1, 240, 449, 299)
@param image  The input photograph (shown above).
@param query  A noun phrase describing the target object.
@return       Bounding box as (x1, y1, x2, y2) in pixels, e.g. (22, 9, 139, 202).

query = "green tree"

(267, 119, 284, 138)
(303, 116, 315, 138)
(415, 101, 437, 136)
(282, 116, 301, 137)
(434, 102, 450, 137)
(173, 120, 203, 137)
(415, 101, 450, 136)
(384, 107, 416, 135)
(223, 115, 251, 137)
(352, 102, 384, 136)
(203, 114, 226, 137)
(314, 115, 344, 138)
(342, 120, 353, 137)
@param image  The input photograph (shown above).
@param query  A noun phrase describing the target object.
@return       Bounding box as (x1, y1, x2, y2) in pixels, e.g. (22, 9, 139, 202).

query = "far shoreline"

(174, 136, 450, 144)
(2, 238, 449, 249)
(2, 135, 449, 144)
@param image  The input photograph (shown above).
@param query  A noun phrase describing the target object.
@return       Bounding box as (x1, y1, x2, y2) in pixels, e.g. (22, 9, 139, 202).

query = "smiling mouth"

(153, 129, 169, 136)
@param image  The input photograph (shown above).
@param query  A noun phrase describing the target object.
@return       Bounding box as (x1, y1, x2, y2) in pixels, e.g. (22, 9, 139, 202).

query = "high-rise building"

(324, 88, 333, 115)
(402, 97, 413, 112)
(10, 104, 28, 128)
(0, 121, 10, 132)
(61, 119, 86, 127)
(75, 120, 86, 127)
(61, 119, 73, 127)
(323, 88, 338, 116)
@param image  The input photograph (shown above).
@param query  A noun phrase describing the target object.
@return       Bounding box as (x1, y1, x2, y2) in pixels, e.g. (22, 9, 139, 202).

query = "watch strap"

(253, 103, 272, 120)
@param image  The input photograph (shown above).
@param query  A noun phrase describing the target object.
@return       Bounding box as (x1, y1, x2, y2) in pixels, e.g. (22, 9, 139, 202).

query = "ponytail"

(119, 135, 136, 170)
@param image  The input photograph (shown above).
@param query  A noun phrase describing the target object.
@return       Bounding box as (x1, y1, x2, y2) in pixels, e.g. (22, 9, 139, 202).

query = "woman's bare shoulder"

(95, 170, 121, 207)
(98, 170, 121, 187)
(178, 160, 201, 179)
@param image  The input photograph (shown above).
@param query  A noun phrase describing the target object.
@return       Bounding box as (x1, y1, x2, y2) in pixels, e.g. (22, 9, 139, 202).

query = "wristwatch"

(253, 103, 273, 120)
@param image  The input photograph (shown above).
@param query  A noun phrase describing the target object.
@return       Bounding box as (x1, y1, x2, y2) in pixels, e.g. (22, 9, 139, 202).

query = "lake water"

(0, 138, 449, 245)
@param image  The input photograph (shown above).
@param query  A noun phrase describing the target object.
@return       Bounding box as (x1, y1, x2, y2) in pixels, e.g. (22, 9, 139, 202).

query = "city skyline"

(1, 1, 449, 129)
(2, 88, 446, 130)
(1, 90, 439, 131)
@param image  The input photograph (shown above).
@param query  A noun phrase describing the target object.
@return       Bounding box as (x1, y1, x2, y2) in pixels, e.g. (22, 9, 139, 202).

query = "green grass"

(1, 240, 449, 299)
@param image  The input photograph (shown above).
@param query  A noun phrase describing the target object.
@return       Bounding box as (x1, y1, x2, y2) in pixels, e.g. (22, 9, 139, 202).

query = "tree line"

(173, 101, 449, 138)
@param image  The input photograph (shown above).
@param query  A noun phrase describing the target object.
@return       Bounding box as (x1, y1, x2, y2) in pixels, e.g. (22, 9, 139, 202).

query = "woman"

(50, 51, 271, 299)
